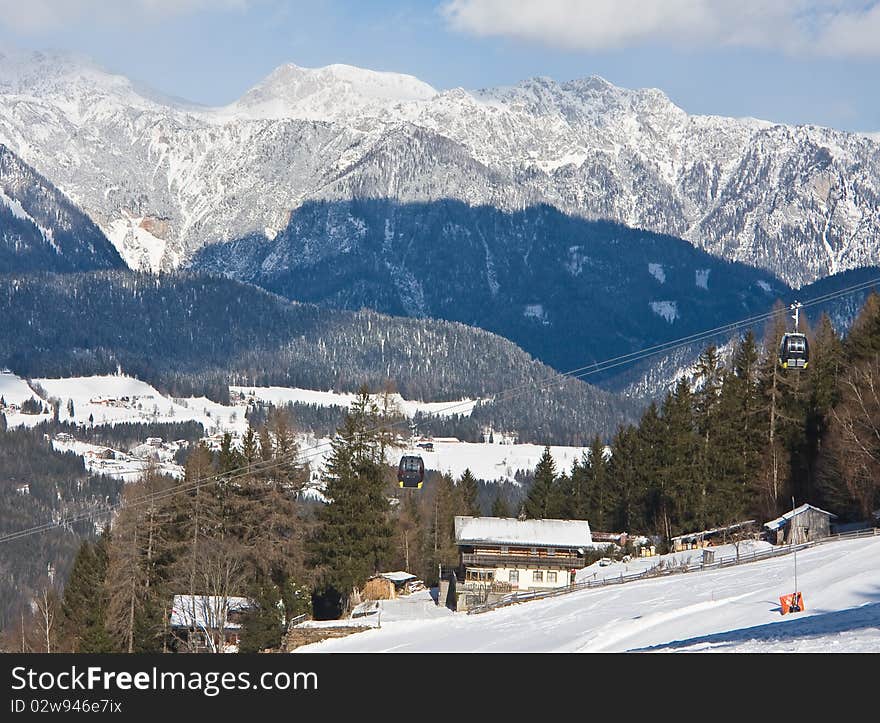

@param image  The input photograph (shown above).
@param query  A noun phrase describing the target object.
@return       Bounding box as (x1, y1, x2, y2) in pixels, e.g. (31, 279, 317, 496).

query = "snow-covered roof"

(169, 595, 251, 629)
(764, 504, 837, 531)
(455, 516, 592, 548)
(380, 571, 417, 582)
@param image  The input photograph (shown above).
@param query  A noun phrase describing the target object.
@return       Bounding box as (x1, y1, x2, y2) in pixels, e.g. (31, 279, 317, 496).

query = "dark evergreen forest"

(0, 423, 122, 635)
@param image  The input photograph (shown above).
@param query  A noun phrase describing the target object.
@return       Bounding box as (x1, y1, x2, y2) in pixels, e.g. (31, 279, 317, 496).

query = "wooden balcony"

(461, 553, 583, 569)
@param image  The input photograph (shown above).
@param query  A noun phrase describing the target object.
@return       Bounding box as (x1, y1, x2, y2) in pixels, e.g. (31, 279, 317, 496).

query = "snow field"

(295, 535, 880, 653)
(3, 372, 588, 485)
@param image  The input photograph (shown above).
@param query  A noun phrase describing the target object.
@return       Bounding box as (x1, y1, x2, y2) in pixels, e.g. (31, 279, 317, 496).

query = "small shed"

(764, 504, 837, 545)
(362, 571, 422, 600)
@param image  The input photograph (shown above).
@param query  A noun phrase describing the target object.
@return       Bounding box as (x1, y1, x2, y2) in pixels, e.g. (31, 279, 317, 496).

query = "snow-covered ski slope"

(296, 535, 880, 652)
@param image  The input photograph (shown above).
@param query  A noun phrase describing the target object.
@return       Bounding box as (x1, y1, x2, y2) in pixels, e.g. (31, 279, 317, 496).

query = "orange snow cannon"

(779, 592, 805, 615)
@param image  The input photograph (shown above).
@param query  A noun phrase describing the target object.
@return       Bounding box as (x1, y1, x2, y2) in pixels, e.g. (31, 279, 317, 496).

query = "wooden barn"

(764, 504, 837, 545)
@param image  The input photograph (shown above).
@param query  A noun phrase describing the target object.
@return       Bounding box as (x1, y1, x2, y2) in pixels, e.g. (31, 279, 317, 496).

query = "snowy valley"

(0, 370, 588, 490)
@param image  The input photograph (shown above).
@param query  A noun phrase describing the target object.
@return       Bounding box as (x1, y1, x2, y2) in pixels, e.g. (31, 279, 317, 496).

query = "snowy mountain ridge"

(222, 62, 438, 122)
(1, 50, 879, 283)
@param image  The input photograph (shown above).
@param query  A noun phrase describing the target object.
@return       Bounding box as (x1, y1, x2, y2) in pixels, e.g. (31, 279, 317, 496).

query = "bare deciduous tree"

(828, 357, 880, 520)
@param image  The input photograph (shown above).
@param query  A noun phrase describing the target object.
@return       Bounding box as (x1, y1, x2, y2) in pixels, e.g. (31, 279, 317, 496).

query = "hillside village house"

(169, 594, 252, 653)
(764, 504, 837, 545)
(447, 516, 595, 609)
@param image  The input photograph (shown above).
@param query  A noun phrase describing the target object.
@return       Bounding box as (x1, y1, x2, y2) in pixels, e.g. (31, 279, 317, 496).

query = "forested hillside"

(519, 295, 880, 537)
(0, 422, 122, 636)
(189, 198, 789, 381)
(0, 270, 638, 442)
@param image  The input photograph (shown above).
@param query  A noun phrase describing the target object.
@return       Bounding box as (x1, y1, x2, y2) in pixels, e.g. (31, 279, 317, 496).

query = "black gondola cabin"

(398, 455, 425, 489)
(778, 332, 809, 370)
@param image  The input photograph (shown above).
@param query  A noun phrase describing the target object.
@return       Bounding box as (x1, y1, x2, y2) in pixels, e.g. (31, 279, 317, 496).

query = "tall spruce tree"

(584, 436, 612, 529)
(524, 447, 558, 519)
(60, 534, 113, 652)
(491, 490, 510, 517)
(458, 469, 481, 516)
(804, 314, 844, 504)
(607, 425, 643, 533)
(657, 381, 699, 538)
(426, 471, 461, 579)
(307, 388, 393, 616)
(730, 331, 764, 492)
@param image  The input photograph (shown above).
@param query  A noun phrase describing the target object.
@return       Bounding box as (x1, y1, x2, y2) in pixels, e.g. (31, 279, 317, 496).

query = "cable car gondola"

(778, 301, 809, 370)
(778, 332, 809, 370)
(397, 455, 425, 489)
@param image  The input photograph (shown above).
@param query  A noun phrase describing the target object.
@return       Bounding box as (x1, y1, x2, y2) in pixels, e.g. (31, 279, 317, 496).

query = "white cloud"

(442, 0, 880, 58)
(0, 0, 249, 33)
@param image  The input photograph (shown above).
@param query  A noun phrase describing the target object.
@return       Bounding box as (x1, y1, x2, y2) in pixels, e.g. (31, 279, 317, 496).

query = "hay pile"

(362, 576, 395, 600)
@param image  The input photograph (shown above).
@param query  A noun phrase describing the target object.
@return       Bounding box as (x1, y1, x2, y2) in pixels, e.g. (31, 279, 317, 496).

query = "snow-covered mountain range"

(1, 49, 879, 285)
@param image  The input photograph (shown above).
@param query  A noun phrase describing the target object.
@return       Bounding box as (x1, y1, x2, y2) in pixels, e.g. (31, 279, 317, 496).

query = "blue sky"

(1, 0, 879, 131)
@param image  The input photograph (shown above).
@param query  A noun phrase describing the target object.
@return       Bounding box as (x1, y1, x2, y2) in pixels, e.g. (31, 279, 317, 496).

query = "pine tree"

(105, 466, 177, 653)
(240, 426, 259, 469)
(729, 331, 764, 491)
(656, 381, 699, 538)
(490, 490, 510, 517)
(564, 454, 588, 520)
(805, 314, 844, 505)
(60, 535, 113, 652)
(258, 424, 273, 464)
(307, 388, 393, 616)
(218, 432, 242, 475)
(584, 437, 611, 528)
(524, 447, 557, 519)
(844, 291, 880, 364)
(607, 425, 644, 533)
(238, 582, 284, 653)
(458, 469, 481, 516)
(426, 471, 461, 577)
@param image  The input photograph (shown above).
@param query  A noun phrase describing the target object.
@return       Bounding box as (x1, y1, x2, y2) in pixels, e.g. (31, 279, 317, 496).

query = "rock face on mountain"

(0, 143, 124, 273)
(1, 50, 878, 285)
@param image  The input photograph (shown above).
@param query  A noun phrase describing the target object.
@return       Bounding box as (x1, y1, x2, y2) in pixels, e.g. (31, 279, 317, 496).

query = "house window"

(501, 546, 509, 554)
(547, 571, 557, 583)
(509, 570, 519, 583)
(532, 571, 543, 582)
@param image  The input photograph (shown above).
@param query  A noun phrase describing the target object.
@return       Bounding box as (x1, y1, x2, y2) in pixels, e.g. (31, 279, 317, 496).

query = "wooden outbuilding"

(764, 504, 837, 545)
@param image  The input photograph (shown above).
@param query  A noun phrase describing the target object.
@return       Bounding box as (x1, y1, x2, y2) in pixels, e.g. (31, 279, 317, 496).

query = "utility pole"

(792, 496, 797, 589)
(790, 301, 802, 331)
